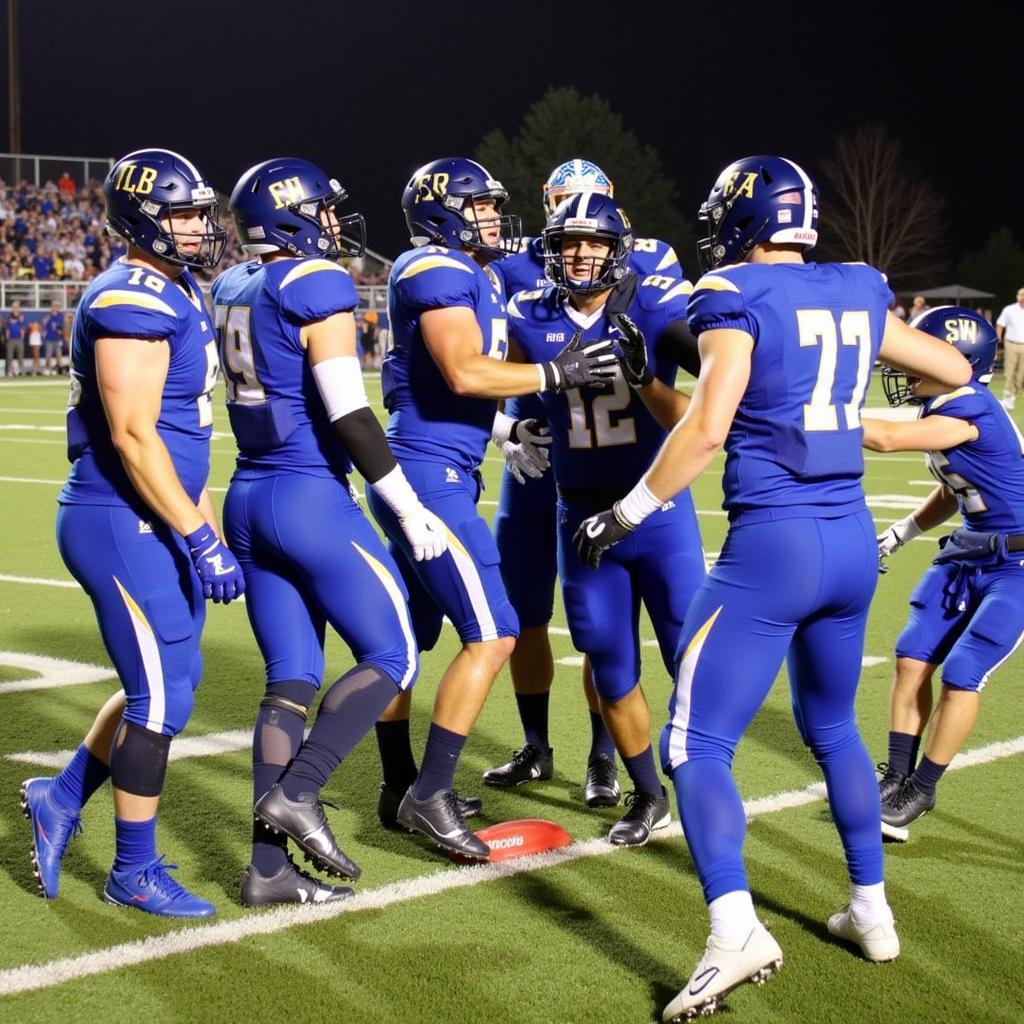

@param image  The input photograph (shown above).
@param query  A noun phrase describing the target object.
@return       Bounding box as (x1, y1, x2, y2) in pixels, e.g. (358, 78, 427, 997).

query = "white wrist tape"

(371, 464, 421, 518)
(491, 410, 516, 446)
(893, 515, 922, 544)
(537, 363, 549, 392)
(617, 478, 663, 528)
(311, 356, 368, 422)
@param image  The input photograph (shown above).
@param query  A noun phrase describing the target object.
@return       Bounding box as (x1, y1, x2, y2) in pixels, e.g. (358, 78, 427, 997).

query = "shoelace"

(876, 762, 903, 781)
(138, 856, 193, 903)
(588, 758, 617, 788)
(510, 746, 540, 766)
(889, 779, 926, 811)
(440, 789, 468, 828)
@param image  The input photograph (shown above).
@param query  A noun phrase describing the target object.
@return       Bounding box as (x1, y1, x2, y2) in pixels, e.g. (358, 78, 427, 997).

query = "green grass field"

(0, 373, 1021, 1024)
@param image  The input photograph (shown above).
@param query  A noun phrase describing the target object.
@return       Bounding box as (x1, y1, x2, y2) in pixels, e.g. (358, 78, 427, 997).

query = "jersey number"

(926, 451, 988, 514)
(566, 374, 636, 448)
(214, 305, 267, 403)
(796, 309, 872, 431)
(197, 340, 219, 428)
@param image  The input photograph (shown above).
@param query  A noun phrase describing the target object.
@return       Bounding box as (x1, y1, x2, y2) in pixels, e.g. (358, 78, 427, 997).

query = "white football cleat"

(662, 922, 783, 1022)
(880, 819, 909, 843)
(827, 906, 900, 962)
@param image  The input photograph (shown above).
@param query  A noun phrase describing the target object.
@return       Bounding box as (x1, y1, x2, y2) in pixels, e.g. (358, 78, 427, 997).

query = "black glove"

(573, 503, 635, 570)
(612, 312, 653, 388)
(541, 330, 619, 392)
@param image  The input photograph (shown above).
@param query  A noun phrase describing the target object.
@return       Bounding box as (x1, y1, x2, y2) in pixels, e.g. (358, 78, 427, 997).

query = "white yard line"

(0, 733, 1020, 998)
(0, 653, 114, 695)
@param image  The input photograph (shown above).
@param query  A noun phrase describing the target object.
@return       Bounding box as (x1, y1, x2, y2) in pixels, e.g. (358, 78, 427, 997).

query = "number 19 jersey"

(687, 261, 893, 520)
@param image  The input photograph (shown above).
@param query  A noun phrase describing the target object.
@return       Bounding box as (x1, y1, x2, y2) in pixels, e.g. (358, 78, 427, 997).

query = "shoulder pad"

(279, 258, 350, 289)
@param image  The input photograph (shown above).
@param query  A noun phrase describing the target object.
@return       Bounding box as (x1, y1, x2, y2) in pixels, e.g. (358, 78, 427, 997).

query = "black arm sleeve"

(655, 320, 701, 379)
(331, 406, 398, 484)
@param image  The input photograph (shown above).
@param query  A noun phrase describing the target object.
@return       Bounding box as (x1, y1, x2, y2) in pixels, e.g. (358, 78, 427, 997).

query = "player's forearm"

(112, 427, 206, 536)
(444, 354, 543, 399)
(197, 487, 223, 540)
(861, 417, 901, 452)
(911, 485, 959, 532)
(634, 378, 690, 431)
(641, 412, 722, 504)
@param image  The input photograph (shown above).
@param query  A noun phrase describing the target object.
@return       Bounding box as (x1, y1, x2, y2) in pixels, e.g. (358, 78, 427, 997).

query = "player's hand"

(502, 417, 551, 484)
(612, 313, 654, 388)
(877, 523, 910, 574)
(185, 525, 245, 604)
(541, 330, 619, 392)
(573, 503, 635, 570)
(398, 506, 448, 561)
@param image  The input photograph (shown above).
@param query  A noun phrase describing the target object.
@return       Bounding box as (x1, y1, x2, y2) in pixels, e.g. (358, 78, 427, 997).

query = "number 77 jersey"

(687, 260, 893, 520)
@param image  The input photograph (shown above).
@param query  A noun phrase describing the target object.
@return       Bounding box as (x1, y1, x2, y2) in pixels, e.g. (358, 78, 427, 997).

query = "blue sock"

(113, 817, 157, 871)
(887, 731, 920, 778)
(52, 744, 109, 809)
(910, 755, 947, 796)
(622, 745, 662, 796)
(515, 691, 550, 751)
(252, 763, 289, 876)
(412, 724, 467, 800)
(589, 710, 616, 761)
(374, 719, 418, 794)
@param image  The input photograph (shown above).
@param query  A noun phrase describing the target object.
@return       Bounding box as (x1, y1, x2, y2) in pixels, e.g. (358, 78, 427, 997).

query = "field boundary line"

(1, 733, 1021, 998)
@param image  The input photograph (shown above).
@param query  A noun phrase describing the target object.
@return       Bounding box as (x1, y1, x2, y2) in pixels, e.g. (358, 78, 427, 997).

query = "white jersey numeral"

(796, 309, 872, 431)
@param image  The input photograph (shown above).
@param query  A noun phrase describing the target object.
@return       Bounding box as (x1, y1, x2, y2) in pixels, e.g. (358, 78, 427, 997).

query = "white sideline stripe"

(1, 733, 1020, 998)
(0, 573, 78, 589)
(0, 652, 114, 695)
(5, 729, 253, 769)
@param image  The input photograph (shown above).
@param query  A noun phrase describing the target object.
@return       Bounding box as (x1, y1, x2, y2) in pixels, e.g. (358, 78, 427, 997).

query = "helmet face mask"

(104, 149, 226, 270)
(542, 192, 634, 296)
(402, 158, 522, 259)
(884, 306, 999, 406)
(697, 155, 818, 274)
(542, 158, 614, 217)
(230, 158, 366, 259)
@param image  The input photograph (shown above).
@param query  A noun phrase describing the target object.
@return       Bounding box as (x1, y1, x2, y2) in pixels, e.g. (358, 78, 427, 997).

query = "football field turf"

(0, 374, 1021, 1024)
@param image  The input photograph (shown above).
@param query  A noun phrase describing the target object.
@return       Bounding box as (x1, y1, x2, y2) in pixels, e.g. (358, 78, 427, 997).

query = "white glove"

(398, 505, 449, 561)
(503, 419, 551, 484)
(877, 515, 921, 573)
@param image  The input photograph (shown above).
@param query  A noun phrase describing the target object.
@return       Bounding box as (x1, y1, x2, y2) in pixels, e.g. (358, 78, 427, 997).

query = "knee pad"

(591, 667, 640, 704)
(109, 719, 171, 797)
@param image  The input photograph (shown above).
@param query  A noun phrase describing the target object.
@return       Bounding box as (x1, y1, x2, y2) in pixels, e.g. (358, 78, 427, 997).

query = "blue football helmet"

(883, 306, 998, 406)
(543, 159, 614, 216)
(697, 155, 818, 273)
(402, 157, 521, 258)
(541, 191, 635, 295)
(103, 149, 226, 269)
(230, 157, 365, 258)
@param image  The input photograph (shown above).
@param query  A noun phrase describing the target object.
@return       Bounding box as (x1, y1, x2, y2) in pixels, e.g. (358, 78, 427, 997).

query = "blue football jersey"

(211, 257, 358, 476)
(60, 259, 217, 510)
(498, 237, 683, 425)
(382, 246, 507, 470)
(920, 385, 1024, 533)
(687, 261, 893, 519)
(509, 273, 692, 489)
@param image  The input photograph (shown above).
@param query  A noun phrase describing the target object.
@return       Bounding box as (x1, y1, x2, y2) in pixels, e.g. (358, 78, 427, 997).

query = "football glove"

(398, 505, 449, 561)
(185, 525, 245, 604)
(502, 417, 551, 484)
(541, 330, 619, 392)
(877, 515, 921, 574)
(573, 503, 635, 570)
(612, 312, 654, 388)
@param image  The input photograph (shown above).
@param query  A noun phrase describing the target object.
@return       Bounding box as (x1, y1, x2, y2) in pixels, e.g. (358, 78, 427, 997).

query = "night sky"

(3, 0, 1020, 265)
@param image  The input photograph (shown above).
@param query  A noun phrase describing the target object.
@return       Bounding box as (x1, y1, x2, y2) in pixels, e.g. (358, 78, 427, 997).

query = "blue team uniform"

(508, 272, 704, 699)
(494, 236, 685, 629)
(57, 259, 218, 736)
(662, 261, 893, 902)
(895, 385, 1024, 690)
(211, 257, 417, 692)
(367, 246, 517, 647)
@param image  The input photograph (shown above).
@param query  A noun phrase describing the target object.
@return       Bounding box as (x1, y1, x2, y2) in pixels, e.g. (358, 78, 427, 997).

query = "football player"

(368, 157, 617, 860)
(213, 158, 446, 906)
(573, 156, 973, 1019)
(507, 190, 703, 846)
(864, 307, 1024, 841)
(488, 158, 685, 806)
(21, 149, 242, 917)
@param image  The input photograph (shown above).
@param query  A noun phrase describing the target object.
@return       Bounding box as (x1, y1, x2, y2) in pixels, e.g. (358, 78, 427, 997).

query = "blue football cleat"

(20, 777, 83, 899)
(104, 856, 216, 918)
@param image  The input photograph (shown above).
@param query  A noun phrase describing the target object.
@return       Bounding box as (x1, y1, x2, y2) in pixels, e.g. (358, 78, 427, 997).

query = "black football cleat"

(482, 744, 553, 787)
(880, 777, 936, 839)
(876, 762, 906, 802)
(608, 787, 671, 846)
(377, 783, 482, 828)
(254, 784, 361, 880)
(583, 754, 621, 808)
(396, 787, 490, 860)
(241, 857, 353, 908)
